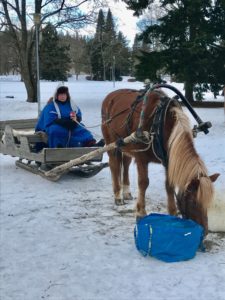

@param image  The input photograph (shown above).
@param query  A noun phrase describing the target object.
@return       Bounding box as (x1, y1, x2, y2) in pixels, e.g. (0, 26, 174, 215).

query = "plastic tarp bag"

(134, 213, 204, 262)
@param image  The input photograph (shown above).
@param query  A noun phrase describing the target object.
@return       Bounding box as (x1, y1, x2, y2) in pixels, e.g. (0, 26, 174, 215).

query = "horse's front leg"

(122, 154, 133, 200)
(165, 175, 177, 215)
(108, 151, 124, 205)
(136, 160, 149, 218)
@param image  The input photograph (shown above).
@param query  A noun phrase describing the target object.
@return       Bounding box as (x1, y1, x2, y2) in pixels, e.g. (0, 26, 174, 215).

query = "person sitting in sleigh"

(35, 86, 104, 149)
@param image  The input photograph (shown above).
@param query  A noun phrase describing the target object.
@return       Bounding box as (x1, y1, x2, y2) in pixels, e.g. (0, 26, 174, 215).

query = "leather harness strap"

(151, 96, 174, 168)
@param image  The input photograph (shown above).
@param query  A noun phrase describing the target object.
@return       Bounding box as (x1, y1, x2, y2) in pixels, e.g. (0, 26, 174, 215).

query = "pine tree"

(104, 9, 118, 80)
(90, 9, 106, 80)
(61, 32, 91, 80)
(0, 30, 19, 75)
(115, 31, 131, 77)
(125, 0, 225, 101)
(131, 34, 151, 77)
(90, 9, 131, 81)
(40, 23, 71, 81)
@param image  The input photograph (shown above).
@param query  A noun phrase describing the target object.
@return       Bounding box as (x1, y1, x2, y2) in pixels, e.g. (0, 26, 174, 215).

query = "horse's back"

(101, 89, 142, 138)
(102, 89, 139, 111)
(101, 89, 164, 143)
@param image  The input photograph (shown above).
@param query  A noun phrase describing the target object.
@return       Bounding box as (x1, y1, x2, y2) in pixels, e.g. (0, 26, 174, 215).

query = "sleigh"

(0, 118, 108, 181)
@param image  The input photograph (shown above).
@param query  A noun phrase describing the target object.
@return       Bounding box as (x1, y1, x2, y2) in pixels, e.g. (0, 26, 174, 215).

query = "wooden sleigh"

(0, 118, 109, 180)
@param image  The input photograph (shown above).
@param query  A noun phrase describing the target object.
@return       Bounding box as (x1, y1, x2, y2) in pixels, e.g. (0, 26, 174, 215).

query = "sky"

(80, 1, 140, 45)
(7, 0, 140, 46)
(104, 1, 139, 44)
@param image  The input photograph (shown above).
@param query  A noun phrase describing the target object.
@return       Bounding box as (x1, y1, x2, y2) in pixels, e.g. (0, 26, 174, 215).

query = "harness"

(103, 84, 211, 166)
(123, 92, 176, 167)
(124, 92, 145, 135)
(103, 90, 175, 166)
(151, 96, 174, 168)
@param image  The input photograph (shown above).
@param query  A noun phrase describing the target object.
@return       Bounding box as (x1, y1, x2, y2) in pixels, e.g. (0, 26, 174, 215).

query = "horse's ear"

(209, 173, 220, 182)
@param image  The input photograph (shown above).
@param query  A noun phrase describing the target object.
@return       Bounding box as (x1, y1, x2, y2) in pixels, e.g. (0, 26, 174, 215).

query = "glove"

(53, 118, 77, 130)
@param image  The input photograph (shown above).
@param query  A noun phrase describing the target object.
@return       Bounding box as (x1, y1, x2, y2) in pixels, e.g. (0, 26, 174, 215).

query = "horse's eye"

(184, 188, 191, 196)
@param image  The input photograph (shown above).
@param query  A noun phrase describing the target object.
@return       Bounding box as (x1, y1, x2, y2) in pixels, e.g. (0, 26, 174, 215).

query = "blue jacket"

(35, 100, 94, 148)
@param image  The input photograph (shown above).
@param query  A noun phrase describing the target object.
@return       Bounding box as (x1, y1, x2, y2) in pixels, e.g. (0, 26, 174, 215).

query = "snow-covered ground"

(0, 76, 225, 300)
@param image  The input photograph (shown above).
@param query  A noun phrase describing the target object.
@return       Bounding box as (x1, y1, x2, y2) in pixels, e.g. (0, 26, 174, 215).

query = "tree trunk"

(184, 81, 194, 102)
(223, 86, 225, 112)
(20, 59, 37, 103)
(23, 75, 36, 102)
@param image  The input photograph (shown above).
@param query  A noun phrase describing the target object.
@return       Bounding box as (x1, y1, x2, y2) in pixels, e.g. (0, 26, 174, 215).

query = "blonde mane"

(168, 107, 214, 209)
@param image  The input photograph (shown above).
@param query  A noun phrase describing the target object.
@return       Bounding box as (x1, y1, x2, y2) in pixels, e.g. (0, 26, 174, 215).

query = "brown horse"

(101, 89, 219, 233)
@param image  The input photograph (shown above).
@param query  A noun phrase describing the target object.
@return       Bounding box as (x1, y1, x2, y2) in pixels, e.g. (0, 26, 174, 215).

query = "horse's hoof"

(115, 198, 125, 206)
(123, 193, 133, 201)
(168, 208, 178, 216)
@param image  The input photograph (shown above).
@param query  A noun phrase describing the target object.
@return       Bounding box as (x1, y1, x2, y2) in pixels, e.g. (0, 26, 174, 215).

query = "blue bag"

(134, 213, 204, 262)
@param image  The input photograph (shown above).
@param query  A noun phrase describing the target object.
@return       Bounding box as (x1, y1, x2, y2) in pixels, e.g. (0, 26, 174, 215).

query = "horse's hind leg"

(165, 175, 177, 215)
(108, 150, 124, 205)
(122, 154, 133, 200)
(136, 160, 149, 218)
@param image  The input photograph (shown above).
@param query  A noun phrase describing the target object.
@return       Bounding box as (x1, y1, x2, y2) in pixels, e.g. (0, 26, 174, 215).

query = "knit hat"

(53, 85, 79, 114)
(54, 85, 70, 101)
(56, 86, 69, 94)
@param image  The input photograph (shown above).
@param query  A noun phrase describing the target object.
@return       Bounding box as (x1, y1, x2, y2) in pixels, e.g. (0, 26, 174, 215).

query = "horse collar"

(151, 96, 174, 168)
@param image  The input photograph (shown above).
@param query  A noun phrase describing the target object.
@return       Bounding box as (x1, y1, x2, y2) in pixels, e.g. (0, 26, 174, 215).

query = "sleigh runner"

(0, 118, 108, 180)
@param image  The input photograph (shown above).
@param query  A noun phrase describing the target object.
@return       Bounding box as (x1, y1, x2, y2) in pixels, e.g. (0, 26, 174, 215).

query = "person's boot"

(84, 139, 105, 147)
(94, 139, 105, 147)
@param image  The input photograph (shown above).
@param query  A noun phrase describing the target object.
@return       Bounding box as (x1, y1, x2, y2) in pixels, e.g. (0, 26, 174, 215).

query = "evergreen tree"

(104, 9, 118, 80)
(115, 31, 131, 77)
(131, 33, 151, 77)
(90, 9, 131, 81)
(0, 30, 19, 75)
(61, 32, 91, 79)
(40, 23, 71, 81)
(125, 0, 225, 101)
(90, 9, 106, 80)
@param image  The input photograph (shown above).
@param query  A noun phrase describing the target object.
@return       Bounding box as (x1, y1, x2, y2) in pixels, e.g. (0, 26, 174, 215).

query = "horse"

(101, 88, 219, 234)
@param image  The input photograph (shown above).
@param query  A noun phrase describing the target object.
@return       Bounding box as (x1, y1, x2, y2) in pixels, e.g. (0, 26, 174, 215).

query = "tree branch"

(2, 0, 17, 12)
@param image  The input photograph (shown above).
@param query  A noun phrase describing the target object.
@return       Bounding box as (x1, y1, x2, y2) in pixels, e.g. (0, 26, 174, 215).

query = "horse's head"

(177, 173, 220, 235)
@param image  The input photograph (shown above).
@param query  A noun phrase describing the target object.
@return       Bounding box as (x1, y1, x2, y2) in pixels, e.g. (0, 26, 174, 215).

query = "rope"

(73, 110, 127, 129)
(72, 112, 130, 139)
(117, 131, 153, 153)
(73, 119, 102, 129)
(129, 132, 153, 152)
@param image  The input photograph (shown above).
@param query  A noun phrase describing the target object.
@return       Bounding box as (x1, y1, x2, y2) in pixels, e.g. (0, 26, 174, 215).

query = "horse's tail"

(167, 107, 213, 209)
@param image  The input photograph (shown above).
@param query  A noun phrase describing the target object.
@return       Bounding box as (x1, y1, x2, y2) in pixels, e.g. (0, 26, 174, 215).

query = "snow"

(0, 76, 225, 300)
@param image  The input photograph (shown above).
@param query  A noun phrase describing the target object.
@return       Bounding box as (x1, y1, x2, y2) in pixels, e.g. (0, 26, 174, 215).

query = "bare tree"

(0, 0, 103, 102)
